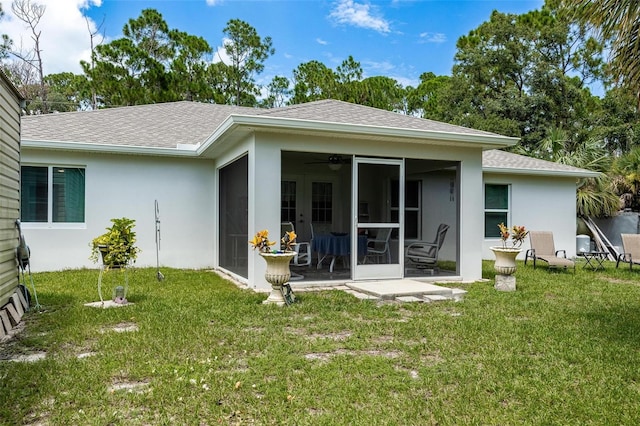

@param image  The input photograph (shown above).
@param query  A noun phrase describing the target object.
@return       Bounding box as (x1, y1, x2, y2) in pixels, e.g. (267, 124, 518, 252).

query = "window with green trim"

(21, 166, 86, 223)
(484, 184, 509, 238)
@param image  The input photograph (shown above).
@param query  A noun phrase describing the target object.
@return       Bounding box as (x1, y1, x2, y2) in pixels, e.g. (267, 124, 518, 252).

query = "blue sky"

(4, 0, 545, 88)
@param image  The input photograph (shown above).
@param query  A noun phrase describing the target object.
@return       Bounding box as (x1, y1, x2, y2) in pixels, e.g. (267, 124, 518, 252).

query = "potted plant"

(90, 217, 141, 269)
(249, 229, 297, 305)
(490, 223, 528, 276)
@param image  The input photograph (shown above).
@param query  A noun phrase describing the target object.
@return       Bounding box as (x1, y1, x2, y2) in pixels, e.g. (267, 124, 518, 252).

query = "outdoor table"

(578, 251, 608, 270)
(312, 233, 367, 272)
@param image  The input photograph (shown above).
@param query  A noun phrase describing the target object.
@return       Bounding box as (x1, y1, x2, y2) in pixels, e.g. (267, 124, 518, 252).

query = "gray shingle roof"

(21, 100, 595, 177)
(483, 149, 599, 177)
(21, 101, 256, 148)
(261, 99, 501, 137)
(21, 99, 506, 148)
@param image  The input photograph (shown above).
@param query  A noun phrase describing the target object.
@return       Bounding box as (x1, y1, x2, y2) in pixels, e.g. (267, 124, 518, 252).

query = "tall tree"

(260, 75, 290, 108)
(433, 5, 604, 148)
(218, 19, 274, 106)
(0, 2, 12, 59)
(562, 0, 640, 108)
(169, 30, 213, 101)
(83, 9, 212, 106)
(291, 60, 338, 104)
(11, 0, 47, 112)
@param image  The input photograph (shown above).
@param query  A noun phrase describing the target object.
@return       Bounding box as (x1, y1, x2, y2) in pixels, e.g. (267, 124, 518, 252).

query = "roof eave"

(22, 139, 199, 157)
(483, 166, 601, 178)
(198, 114, 519, 153)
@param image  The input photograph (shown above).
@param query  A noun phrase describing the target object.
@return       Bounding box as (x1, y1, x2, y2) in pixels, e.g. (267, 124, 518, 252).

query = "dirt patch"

(601, 277, 640, 286)
(304, 348, 402, 362)
(7, 352, 47, 363)
(108, 379, 151, 394)
(307, 331, 352, 341)
(100, 322, 138, 334)
(373, 335, 395, 344)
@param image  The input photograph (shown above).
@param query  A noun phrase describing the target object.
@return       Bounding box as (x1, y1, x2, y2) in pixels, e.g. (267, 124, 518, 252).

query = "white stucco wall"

(482, 173, 579, 260)
(253, 132, 485, 283)
(21, 149, 216, 272)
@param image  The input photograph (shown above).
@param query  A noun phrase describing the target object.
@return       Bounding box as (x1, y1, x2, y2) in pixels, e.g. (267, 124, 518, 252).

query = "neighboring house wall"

(482, 173, 578, 259)
(0, 75, 21, 307)
(21, 149, 216, 272)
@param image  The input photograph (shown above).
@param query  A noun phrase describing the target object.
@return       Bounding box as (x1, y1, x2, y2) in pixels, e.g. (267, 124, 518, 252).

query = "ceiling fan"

(305, 154, 350, 170)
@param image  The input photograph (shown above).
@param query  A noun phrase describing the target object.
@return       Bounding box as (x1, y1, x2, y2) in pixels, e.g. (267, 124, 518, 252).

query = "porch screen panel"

(219, 155, 248, 278)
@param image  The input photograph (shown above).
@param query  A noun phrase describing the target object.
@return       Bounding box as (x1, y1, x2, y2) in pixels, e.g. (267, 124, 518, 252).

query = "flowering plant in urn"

(249, 229, 297, 253)
(249, 229, 297, 306)
(498, 223, 528, 248)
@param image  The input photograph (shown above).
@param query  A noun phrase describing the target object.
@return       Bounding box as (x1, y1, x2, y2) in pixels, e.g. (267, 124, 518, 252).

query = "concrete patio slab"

(346, 279, 455, 300)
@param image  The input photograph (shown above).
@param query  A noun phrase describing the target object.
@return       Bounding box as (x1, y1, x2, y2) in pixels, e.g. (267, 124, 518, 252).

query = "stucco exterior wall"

(21, 149, 216, 272)
(254, 132, 485, 283)
(482, 173, 578, 259)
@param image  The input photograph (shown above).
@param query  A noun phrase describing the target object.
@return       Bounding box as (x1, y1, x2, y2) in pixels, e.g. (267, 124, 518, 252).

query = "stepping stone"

(395, 296, 424, 303)
(423, 295, 450, 303)
(343, 289, 379, 300)
(450, 289, 467, 301)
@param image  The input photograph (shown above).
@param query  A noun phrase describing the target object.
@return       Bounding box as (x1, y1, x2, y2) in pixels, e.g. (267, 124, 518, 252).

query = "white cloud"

(419, 32, 446, 43)
(3, 0, 102, 75)
(329, 0, 390, 33)
(212, 37, 232, 65)
(316, 38, 328, 45)
(205, 0, 222, 6)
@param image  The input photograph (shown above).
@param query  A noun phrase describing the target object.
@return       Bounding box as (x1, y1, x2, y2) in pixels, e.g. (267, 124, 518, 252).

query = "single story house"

(19, 100, 597, 289)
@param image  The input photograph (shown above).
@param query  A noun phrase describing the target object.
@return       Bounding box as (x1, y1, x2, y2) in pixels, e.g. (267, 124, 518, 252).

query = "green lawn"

(1, 262, 640, 425)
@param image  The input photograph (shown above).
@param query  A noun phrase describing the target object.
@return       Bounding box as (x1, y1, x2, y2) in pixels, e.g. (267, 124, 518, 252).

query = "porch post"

(458, 152, 484, 281)
(248, 142, 282, 290)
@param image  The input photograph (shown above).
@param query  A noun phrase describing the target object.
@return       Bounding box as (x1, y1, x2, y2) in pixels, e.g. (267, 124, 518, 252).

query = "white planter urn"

(260, 252, 296, 305)
(490, 247, 521, 292)
(490, 247, 521, 275)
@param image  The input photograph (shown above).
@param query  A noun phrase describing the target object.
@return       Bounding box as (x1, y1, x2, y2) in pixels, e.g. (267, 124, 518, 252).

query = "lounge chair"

(524, 231, 575, 271)
(616, 234, 640, 270)
(405, 223, 449, 274)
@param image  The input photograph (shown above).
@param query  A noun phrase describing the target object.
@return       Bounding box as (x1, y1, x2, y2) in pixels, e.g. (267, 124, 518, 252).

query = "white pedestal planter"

(260, 252, 296, 305)
(490, 247, 521, 292)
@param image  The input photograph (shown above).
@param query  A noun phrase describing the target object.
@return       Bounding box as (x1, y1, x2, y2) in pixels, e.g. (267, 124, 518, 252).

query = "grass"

(2, 262, 640, 425)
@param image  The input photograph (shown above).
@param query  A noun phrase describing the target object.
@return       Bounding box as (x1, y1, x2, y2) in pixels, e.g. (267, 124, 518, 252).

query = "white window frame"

(484, 183, 511, 240)
(21, 164, 87, 229)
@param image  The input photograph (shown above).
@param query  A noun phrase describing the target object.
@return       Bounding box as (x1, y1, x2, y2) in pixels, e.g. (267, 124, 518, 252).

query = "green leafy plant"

(89, 217, 140, 267)
(248, 229, 297, 253)
(498, 222, 528, 248)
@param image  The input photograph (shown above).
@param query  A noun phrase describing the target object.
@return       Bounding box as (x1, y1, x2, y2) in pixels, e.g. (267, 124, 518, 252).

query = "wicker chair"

(525, 231, 575, 271)
(616, 234, 640, 270)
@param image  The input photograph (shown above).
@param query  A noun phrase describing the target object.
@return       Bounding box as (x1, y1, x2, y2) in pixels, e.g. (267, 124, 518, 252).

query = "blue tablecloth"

(312, 234, 367, 257)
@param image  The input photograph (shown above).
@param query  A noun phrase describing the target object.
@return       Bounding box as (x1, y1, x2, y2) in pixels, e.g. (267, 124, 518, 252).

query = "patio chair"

(406, 223, 449, 274)
(524, 231, 575, 271)
(616, 234, 640, 270)
(364, 227, 392, 264)
(280, 222, 311, 268)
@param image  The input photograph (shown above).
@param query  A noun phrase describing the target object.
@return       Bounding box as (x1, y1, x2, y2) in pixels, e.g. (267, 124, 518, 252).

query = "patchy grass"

(1, 262, 640, 425)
